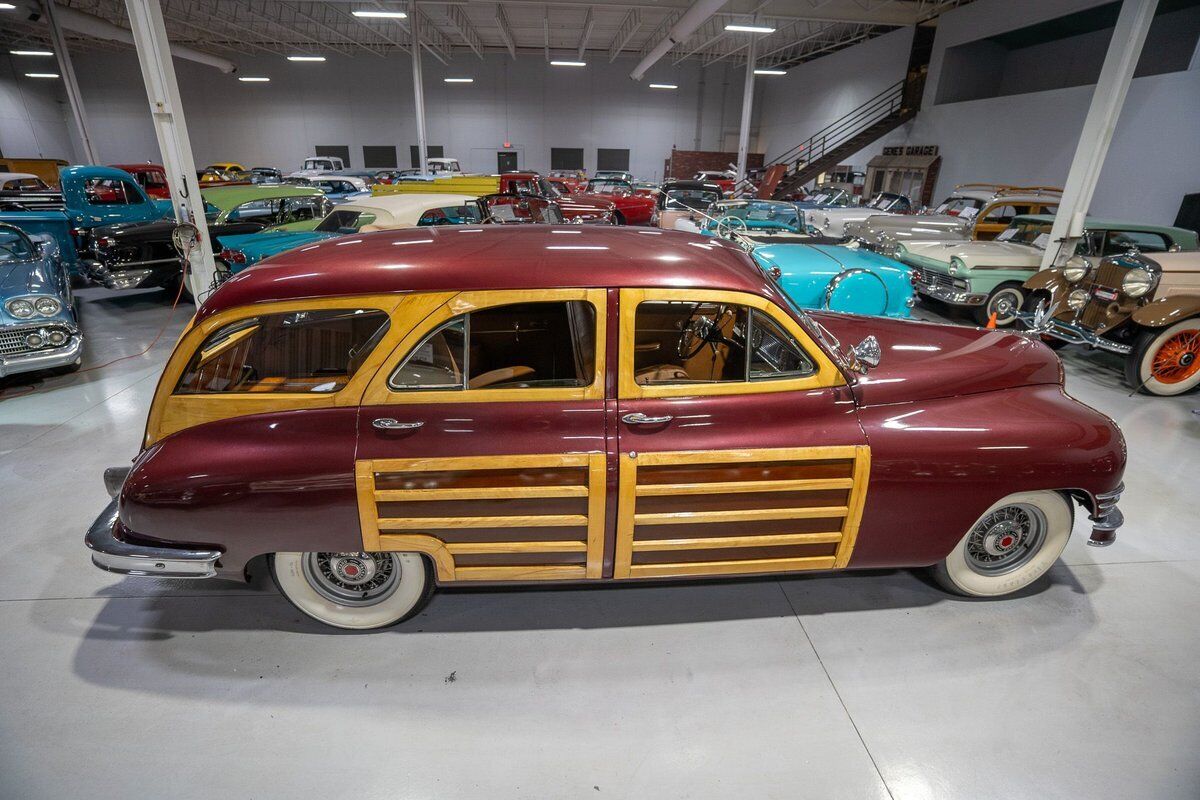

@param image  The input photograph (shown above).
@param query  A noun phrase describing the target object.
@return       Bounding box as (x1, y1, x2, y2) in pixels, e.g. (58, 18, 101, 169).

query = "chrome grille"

(1077, 260, 1128, 330)
(0, 324, 71, 357)
(912, 265, 955, 293)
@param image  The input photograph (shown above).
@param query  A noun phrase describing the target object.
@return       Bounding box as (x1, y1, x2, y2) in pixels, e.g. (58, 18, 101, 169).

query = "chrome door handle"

(372, 418, 424, 430)
(621, 412, 673, 425)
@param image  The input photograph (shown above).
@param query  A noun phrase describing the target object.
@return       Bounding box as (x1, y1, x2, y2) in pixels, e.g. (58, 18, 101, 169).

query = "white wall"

(0, 48, 745, 181)
(0, 53, 76, 160)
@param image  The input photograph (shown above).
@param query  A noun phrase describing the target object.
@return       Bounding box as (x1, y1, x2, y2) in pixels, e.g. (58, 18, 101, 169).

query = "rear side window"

(176, 308, 390, 394)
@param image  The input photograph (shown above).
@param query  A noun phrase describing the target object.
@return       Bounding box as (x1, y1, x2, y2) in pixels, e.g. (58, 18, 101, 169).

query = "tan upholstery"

(635, 365, 690, 385)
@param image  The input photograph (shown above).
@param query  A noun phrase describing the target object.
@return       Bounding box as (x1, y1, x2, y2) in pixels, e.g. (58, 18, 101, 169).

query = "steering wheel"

(715, 216, 748, 239)
(677, 304, 738, 360)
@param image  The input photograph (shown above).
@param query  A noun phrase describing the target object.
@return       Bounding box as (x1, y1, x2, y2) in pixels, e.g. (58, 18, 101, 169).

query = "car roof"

(195, 226, 774, 324)
(201, 184, 325, 209)
(1015, 214, 1197, 239)
(340, 193, 478, 213)
(110, 163, 163, 171)
(0, 172, 41, 182)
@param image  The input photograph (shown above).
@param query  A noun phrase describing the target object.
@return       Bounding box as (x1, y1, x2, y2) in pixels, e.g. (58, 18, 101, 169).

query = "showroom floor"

(1, 286, 1197, 800)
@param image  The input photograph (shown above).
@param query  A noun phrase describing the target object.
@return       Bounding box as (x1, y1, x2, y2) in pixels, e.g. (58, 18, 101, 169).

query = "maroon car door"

(354, 289, 610, 583)
(613, 288, 870, 580)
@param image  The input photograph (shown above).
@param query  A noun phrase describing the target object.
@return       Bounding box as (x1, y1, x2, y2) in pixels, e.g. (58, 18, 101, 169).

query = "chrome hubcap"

(990, 290, 1022, 322)
(965, 504, 1046, 575)
(303, 552, 401, 606)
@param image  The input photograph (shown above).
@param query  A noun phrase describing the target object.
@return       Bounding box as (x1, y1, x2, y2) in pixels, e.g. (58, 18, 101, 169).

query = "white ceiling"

(2, 0, 972, 69)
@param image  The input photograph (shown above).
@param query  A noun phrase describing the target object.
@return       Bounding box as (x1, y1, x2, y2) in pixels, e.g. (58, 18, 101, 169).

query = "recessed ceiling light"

(11, 49, 54, 56)
(352, 9, 407, 18)
(24, 72, 59, 78)
(550, 60, 586, 67)
(725, 23, 776, 33)
(754, 69, 787, 76)
(238, 76, 270, 82)
(287, 55, 325, 62)
(649, 83, 678, 89)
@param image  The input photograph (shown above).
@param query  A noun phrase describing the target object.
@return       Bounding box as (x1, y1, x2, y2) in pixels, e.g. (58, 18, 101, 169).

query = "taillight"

(219, 248, 246, 264)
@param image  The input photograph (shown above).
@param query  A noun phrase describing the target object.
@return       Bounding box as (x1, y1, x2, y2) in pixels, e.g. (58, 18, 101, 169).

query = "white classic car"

(804, 192, 912, 238)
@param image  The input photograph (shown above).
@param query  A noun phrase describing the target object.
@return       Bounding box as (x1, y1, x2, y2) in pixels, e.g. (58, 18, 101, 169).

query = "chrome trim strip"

(85, 498, 222, 578)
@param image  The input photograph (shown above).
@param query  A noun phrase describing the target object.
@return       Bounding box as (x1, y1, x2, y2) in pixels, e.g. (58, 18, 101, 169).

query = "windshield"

(995, 220, 1052, 247)
(665, 188, 720, 210)
(0, 226, 35, 261)
(587, 179, 632, 195)
(536, 178, 563, 198)
(935, 197, 984, 216)
(865, 194, 899, 210)
(315, 208, 376, 233)
(720, 200, 797, 224)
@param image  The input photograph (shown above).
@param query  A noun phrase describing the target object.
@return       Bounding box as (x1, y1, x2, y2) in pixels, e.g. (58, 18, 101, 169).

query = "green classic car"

(897, 215, 1199, 326)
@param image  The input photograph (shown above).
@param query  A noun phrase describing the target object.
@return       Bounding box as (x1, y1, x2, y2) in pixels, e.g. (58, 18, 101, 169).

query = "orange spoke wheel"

(1150, 329, 1200, 384)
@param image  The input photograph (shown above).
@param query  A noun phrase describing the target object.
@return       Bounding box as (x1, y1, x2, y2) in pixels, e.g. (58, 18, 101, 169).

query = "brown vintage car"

(1022, 249, 1200, 395)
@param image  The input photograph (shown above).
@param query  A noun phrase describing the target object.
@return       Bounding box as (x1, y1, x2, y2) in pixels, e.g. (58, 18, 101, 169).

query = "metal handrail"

(767, 79, 905, 176)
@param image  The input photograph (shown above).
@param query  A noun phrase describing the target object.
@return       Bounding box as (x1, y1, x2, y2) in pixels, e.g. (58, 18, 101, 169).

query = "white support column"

(124, 0, 215, 305)
(42, 0, 97, 164)
(735, 36, 758, 184)
(1042, 0, 1159, 269)
(411, 0, 428, 173)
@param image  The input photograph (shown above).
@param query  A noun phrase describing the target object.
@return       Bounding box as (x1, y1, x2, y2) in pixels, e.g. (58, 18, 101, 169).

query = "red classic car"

(86, 226, 1126, 630)
(110, 163, 171, 200)
(581, 178, 658, 225)
(500, 172, 615, 223)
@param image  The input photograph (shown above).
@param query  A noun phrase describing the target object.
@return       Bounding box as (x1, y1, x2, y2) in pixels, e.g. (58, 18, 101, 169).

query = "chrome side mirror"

(847, 335, 881, 374)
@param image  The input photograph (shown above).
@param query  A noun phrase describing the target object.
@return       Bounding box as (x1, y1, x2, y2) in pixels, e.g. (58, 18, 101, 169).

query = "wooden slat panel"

(371, 453, 590, 472)
(636, 477, 854, 496)
(834, 447, 871, 568)
(632, 531, 842, 551)
(378, 514, 588, 530)
(634, 506, 849, 526)
(446, 540, 587, 554)
(356, 461, 382, 551)
(585, 453, 606, 579)
(628, 556, 837, 578)
(453, 565, 588, 581)
(375, 485, 588, 501)
(636, 447, 859, 466)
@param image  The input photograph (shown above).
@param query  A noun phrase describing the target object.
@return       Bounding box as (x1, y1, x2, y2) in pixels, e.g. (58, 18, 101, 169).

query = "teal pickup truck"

(0, 165, 172, 275)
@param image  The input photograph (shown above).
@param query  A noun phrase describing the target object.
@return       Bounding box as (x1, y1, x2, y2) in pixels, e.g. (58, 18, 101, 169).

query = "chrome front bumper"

(1087, 483, 1125, 547)
(0, 332, 83, 378)
(86, 476, 222, 578)
(914, 278, 987, 307)
(1014, 312, 1133, 355)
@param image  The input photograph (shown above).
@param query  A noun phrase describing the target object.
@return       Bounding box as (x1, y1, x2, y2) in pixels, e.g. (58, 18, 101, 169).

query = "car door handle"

(372, 418, 424, 431)
(621, 412, 673, 425)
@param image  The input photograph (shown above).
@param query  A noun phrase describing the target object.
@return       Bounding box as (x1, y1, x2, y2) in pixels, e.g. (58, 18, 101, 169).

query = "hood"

(809, 312, 1061, 407)
(0, 257, 52, 299)
(560, 194, 618, 212)
(902, 239, 1041, 268)
(857, 214, 969, 238)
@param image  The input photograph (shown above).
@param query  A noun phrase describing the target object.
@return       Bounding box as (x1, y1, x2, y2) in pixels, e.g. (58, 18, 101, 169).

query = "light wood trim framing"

(636, 477, 854, 496)
(631, 532, 843, 551)
(628, 556, 838, 578)
(374, 485, 589, 502)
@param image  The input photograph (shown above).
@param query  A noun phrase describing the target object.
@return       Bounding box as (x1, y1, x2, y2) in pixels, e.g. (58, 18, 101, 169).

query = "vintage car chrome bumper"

(83, 259, 171, 290)
(1087, 483, 1124, 547)
(1014, 312, 1133, 355)
(0, 328, 82, 378)
(86, 471, 222, 578)
(913, 274, 988, 307)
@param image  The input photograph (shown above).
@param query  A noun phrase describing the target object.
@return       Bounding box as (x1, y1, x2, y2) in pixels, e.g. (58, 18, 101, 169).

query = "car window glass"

(389, 301, 596, 391)
(0, 227, 35, 261)
(281, 196, 328, 223)
(176, 308, 390, 394)
(417, 204, 484, 226)
(1104, 230, 1168, 254)
(633, 301, 814, 385)
(227, 199, 281, 221)
(983, 205, 1018, 223)
(84, 179, 142, 205)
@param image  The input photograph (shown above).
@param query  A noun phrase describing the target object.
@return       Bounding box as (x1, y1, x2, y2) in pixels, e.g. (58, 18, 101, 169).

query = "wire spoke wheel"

(964, 503, 1047, 575)
(1150, 329, 1200, 384)
(301, 551, 402, 606)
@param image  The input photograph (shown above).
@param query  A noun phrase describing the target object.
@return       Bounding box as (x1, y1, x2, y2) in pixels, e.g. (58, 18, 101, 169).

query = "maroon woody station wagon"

(86, 226, 1126, 630)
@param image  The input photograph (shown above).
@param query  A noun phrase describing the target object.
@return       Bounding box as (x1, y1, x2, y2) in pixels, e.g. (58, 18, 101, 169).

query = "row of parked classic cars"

(3, 163, 1199, 399)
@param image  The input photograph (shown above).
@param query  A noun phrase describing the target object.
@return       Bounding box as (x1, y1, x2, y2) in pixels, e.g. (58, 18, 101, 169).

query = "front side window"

(176, 308, 390, 394)
(1104, 229, 1168, 254)
(632, 301, 813, 385)
(85, 179, 142, 205)
(389, 301, 596, 391)
(417, 203, 484, 226)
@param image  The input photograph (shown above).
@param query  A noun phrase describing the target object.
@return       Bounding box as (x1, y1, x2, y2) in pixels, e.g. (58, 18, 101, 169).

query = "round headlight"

(1068, 289, 1089, 310)
(34, 296, 61, 316)
(948, 257, 964, 276)
(25, 332, 44, 348)
(1062, 256, 1090, 283)
(1122, 267, 1155, 298)
(7, 299, 34, 319)
(48, 329, 67, 346)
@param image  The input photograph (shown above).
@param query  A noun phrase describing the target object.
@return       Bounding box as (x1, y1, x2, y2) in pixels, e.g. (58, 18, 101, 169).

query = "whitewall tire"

(271, 551, 432, 630)
(933, 490, 1072, 597)
(1124, 319, 1200, 396)
(974, 284, 1025, 326)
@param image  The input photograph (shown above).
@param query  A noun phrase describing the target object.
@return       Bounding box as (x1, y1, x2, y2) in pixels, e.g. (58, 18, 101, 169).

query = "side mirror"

(847, 335, 881, 374)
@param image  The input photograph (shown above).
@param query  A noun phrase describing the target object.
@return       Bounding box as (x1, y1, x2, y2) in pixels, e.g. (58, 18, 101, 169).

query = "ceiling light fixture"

(287, 55, 325, 62)
(24, 72, 60, 78)
(550, 60, 586, 67)
(444, 77, 474, 83)
(754, 69, 787, 76)
(0, 3, 17, 9)
(238, 76, 270, 82)
(11, 49, 54, 56)
(648, 83, 678, 89)
(352, 9, 407, 18)
(725, 23, 776, 33)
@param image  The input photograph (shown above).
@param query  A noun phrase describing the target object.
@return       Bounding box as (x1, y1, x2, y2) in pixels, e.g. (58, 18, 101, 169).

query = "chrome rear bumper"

(1087, 483, 1124, 547)
(86, 476, 222, 578)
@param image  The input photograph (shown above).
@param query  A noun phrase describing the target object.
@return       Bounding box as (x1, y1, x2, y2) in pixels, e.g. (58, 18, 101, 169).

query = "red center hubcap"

(999, 535, 1015, 548)
(344, 564, 359, 576)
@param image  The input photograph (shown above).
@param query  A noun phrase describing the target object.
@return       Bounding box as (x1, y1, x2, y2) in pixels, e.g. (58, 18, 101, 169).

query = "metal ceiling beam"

(608, 8, 640, 61)
(442, 2, 483, 58)
(494, 2, 516, 59)
(543, 7, 550, 60)
(576, 6, 593, 61)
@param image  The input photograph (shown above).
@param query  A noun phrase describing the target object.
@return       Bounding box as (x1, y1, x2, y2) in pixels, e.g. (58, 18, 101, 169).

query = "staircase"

(766, 79, 917, 199)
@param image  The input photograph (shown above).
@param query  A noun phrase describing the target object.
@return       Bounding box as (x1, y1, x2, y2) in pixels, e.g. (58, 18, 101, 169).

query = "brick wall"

(664, 149, 765, 180)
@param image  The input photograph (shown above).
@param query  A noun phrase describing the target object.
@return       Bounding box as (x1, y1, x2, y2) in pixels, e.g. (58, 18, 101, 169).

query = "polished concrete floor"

(1, 286, 1197, 799)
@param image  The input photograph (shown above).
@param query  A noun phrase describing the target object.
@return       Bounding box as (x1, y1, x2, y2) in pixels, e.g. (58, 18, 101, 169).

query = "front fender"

(1130, 295, 1200, 328)
(1023, 269, 1070, 305)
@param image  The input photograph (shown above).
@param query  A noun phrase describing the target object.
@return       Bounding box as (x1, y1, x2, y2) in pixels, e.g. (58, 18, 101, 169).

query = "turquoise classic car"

(704, 199, 805, 235)
(751, 242, 915, 318)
